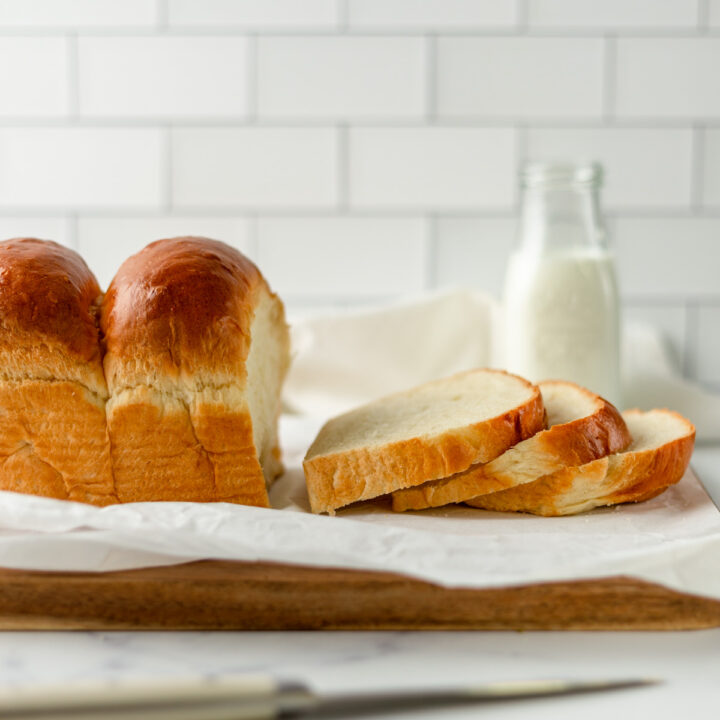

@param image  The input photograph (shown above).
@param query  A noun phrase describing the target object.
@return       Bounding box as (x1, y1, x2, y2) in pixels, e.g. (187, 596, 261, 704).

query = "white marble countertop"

(1, 446, 719, 720)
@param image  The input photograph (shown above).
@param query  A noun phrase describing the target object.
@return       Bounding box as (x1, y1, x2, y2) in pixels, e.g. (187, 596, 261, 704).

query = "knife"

(0, 674, 659, 719)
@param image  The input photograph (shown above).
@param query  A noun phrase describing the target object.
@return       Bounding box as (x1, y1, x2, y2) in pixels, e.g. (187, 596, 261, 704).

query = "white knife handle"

(0, 674, 289, 720)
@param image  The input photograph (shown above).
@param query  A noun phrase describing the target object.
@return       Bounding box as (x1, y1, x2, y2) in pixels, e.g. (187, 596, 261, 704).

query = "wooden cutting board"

(1, 560, 720, 631)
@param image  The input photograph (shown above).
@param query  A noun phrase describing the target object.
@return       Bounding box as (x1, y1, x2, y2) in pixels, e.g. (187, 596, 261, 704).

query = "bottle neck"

(519, 183, 606, 252)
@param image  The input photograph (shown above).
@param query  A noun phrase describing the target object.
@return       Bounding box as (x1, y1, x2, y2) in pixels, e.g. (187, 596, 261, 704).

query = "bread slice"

(392, 380, 631, 512)
(466, 409, 695, 516)
(303, 369, 545, 514)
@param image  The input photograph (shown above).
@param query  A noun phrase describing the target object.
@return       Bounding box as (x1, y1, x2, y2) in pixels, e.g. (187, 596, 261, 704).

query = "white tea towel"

(284, 290, 498, 418)
(284, 290, 720, 441)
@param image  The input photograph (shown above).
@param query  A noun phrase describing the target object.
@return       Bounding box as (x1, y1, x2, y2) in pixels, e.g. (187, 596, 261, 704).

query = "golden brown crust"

(0, 238, 102, 360)
(101, 237, 281, 506)
(0, 238, 106, 393)
(533, 381, 631, 467)
(0, 381, 116, 505)
(0, 236, 286, 507)
(466, 459, 608, 515)
(107, 386, 269, 506)
(391, 381, 632, 512)
(304, 370, 545, 514)
(466, 409, 696, 516)
(600, 409, 695, 507)
(0, 236, 286, 508)
(0, 239, 115, 504)
(101, 237, 265, 391)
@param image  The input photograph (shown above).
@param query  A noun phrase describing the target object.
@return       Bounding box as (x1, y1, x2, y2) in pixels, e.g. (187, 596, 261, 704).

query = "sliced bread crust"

(391, 380, 631, 512)
(303, 369, 545, 514)
(466, 409, 695, 516)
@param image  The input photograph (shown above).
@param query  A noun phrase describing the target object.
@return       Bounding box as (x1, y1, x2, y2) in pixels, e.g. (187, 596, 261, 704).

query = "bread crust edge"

(392, 382, 631, 512)
(304, 371, 545, 514)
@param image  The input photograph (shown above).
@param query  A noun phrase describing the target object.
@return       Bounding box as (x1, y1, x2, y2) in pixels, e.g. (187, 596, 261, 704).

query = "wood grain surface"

(0, 560, 719, 630)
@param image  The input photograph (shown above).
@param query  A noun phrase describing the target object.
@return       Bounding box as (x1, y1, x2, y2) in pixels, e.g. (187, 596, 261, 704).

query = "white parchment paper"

(0, 415, 719, 601)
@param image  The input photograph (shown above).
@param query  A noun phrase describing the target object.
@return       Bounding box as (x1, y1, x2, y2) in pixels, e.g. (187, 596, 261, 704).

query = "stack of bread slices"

(303, 369, 695, 516)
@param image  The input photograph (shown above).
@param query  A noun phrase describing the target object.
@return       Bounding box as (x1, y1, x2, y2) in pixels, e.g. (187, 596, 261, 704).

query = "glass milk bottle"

(504, 162, 621, 407)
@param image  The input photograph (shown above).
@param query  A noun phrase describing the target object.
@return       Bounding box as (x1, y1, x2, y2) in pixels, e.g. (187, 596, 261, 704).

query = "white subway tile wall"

(616, 39, 720, 119)
(436, 38, 604, 119)
(702, 129, 720, 207)
(526, 0, 699, 29)
(0, 1, 157, 28)
(613, 218, 720, 298)
(167, 1, 339, 29)
(78, 37, 250, 118)
(349, 127, 515, 208)
(697, 306, 720, 386)
(347, 0, 518, 30)
(0, 38, 68, 117)
(171, 127, 338, 207)
(257, 37, 425, 120)
(0, 0, 717, 389)
(0, 128, 163, 208)
(256, 217, 427, 300)
(433, 217, 516, 297)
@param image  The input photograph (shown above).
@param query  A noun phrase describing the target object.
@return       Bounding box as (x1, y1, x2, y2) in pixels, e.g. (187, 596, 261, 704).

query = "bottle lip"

(522, 161, 603, 189)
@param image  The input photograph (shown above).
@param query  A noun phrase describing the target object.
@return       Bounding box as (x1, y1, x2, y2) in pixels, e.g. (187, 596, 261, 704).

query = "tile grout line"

(155, 0, 169, 30)
(338, 0, 349, 32)
(625, 295, 720, 306)
(66, 214, 79, 250)
(602, 34, 617, 122)
(337, 124, 350, 211)
(247, 213, 260, 261)
(516, 0, 529, 33)
(4, 207, 720, 220)
(4, 28, 720, 37)
(683, 300, 700, 379)
(516, 124, 528, 164)
(66, 33, 79, 119)
(162, 126, 173, 212)
(246, 34, 258, 123)
(425, 34, 437, 123)
(691, 125, 705, 210)
(0, 117, 718, 129)
(515, 125, 527, 213)
(425, 215, 438, 290)
(698, 0, 710, 31)
(605, 215, 617, 253)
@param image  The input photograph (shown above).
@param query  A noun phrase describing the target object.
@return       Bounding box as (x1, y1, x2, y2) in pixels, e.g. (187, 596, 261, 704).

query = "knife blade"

(0, 674, 659, 720)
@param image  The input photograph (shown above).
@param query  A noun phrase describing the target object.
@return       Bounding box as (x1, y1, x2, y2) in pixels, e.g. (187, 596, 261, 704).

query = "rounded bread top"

(0, 237, 103, 369)
(101, 236, 267, 390)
